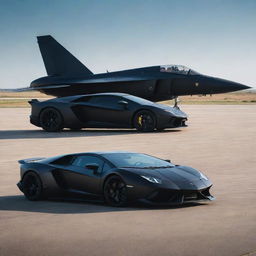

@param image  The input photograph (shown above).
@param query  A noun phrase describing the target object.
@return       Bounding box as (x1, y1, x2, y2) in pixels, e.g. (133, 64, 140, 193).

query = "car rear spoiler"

(18, 157, 45, 164)
(28, 99, 39, 105)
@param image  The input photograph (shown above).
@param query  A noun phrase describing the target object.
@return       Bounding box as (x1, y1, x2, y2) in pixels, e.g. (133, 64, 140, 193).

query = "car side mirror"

(118, 100, 128, 109)
(85, 163, 99, 174)
(165, 159, 171, 163)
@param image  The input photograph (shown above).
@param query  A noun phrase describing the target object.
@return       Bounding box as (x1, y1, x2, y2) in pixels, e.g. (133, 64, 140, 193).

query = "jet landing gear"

(173, 97, 180, 109)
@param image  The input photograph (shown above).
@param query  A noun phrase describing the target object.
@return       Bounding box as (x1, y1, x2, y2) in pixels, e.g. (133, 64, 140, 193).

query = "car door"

(59, 155, 104, 195)
(73, 95, 132, 127)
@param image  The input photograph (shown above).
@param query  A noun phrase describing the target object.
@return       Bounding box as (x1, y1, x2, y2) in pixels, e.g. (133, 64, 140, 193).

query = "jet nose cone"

(223, 80, 251, 92)
(203, 77, 251, 94)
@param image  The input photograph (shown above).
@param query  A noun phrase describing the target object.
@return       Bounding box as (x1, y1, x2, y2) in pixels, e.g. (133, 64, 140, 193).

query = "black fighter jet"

(19, 35, 250, 101)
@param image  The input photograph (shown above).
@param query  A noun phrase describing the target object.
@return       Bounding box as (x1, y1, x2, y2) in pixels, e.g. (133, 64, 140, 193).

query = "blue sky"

(0, 0, 255, 88)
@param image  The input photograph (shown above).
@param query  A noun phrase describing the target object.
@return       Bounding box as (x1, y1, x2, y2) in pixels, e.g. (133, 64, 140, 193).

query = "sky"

(0, 0, 255, 88)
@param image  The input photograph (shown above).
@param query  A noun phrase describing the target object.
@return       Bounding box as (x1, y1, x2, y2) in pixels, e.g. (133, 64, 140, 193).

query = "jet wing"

(0, 87, 34, 92)
(30, 85, 70, 90)
(75, 76, 151, 84)
(1, 84, 70, 92)
(1, 76, 151, 92)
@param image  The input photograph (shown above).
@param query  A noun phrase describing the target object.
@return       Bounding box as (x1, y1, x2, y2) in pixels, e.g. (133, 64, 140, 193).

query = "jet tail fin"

(37, 35, 93, 76)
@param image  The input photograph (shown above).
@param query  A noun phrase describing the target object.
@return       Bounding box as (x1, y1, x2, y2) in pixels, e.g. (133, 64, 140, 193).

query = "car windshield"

(160, 65, 200, 75)
(103, 153, 175, 168)
(125, 95, 153, 105)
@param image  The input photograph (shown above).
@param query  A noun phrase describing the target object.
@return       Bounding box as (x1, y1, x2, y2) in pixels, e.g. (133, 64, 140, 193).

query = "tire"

(39, 107, 63, 132)
(104, 175, 128, 207)
(133, 110, 156, 132)
(22, 172, 43, 201)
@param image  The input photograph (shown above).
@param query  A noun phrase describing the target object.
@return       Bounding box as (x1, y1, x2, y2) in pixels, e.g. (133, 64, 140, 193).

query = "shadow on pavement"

(0, 129, 181, 140)
(0, 195, 203, 214)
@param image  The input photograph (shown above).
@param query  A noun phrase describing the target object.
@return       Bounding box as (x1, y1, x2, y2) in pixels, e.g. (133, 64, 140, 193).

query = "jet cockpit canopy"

(160, 65, 200, 75)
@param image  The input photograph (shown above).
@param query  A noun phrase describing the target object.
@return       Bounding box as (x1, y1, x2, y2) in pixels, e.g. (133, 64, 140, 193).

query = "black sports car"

(29, 93, 187, 132)
(17, 152, 214, 206)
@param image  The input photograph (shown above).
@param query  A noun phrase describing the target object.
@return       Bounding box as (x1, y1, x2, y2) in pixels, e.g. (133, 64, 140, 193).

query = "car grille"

(146, 188, 211, 204)
(200, 187, 211, 196)
(147, 189, 183, 203)
(170, 118, 186, 128)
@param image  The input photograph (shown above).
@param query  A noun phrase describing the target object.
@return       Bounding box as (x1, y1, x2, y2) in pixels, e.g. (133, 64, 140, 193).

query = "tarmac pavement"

(0, 105, 255, 256)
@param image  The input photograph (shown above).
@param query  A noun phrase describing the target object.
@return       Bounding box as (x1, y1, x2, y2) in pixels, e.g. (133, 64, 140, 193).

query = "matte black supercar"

(29, 93, 187, 132)
(17, 152, 214, 206)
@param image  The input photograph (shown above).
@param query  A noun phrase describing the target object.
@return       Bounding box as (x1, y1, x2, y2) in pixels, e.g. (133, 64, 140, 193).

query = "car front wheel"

(133, 110, 156, 132)
(104, 175, 128, 207)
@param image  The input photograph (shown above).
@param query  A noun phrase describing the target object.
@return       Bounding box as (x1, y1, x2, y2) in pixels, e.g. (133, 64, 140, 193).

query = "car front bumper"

(166, 117, 187, 128)
(17, 181, 23, 192)
(30, 115, 40, 127)
(137, 186, 215, 206)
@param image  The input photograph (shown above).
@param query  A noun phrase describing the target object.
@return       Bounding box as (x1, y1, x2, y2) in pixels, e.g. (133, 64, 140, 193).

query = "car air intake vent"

(147, 189, 182, 203)
(52, 169, 68, 189)
(184, 193, 198, 201)
(200, 188, 211, 197)
(173, 118, 183, 127)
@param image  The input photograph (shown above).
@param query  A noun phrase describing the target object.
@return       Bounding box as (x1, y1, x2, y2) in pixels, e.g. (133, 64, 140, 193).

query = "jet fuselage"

(31, 65, 249, 101)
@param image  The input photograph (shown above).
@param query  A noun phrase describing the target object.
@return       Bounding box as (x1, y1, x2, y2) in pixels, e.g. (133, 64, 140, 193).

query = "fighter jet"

(20, 35, 250, 102)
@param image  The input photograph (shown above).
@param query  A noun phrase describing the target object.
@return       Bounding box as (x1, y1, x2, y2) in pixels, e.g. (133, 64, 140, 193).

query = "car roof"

(71, 151, 135, 156)
(57, 151, 138, 158)
(50, 93, 129, 102)
(39, 151, 138, 164)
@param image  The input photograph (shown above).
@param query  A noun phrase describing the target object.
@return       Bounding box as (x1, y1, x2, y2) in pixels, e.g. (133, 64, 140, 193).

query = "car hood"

(154, 104, 187, 118)
(123, 165, 212, 190)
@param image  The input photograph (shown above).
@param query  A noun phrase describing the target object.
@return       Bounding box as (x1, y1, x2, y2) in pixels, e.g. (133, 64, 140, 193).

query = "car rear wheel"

(39, 107, 63, 132)
(104, 175, 128, 207)
(22, 172, 43, 201)
(133, 110, 156, 132)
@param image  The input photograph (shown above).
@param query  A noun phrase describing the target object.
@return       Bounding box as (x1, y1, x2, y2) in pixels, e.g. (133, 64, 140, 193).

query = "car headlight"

(199, 172, 208, 181)
(141, 175, 162, 184)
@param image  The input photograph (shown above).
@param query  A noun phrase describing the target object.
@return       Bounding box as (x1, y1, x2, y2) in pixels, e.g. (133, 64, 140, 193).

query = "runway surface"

(0, 106, 255, 256)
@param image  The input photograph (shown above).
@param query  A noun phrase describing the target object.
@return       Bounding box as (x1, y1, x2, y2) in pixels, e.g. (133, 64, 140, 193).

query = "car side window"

(51, 155, 75, 165)
(72, 155, 104, 172)
(102, 162, 112, 173)
(88, 96, 121, 108)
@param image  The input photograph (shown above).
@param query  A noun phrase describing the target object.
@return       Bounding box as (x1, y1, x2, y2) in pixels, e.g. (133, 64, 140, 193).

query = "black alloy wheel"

(104, 175, 128, 207)
(39, 107, 63, 132)
(22, 172, 43, 201)
(133, 110, 156, 132)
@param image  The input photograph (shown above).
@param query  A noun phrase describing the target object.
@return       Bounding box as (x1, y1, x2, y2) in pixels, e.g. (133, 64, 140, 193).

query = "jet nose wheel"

(133, 110, 156, 132)
(39, 107, 63, 132)
(104, 175, 128, 207)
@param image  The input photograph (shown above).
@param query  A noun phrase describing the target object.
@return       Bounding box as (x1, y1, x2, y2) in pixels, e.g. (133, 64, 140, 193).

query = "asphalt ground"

(0, 106, 255, 256)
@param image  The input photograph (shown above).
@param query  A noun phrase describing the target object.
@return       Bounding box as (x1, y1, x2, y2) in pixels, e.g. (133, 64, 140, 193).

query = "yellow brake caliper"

(138, 115, 143, 126)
